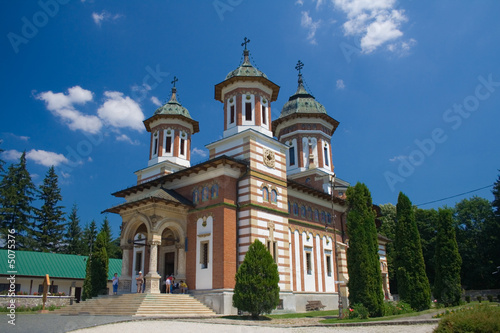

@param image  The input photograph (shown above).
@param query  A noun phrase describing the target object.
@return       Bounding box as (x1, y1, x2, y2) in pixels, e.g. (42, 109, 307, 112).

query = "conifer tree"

(233, 239, 280, 318)
(0, 141, 5, 175)
(379, 203, 397, 293)
(82, 257, 92, 301)
(64, 204, 83, 255)
(394, 192, 431, 311)
(0, 152, 37, 249)
(346, 182, 384, 317)
(82, 220, 97, 255)
(90, 231, 109, 296)
(34, 166, 65, 252)
(100, 216, 113, 256)
(434, 208, 462, 306)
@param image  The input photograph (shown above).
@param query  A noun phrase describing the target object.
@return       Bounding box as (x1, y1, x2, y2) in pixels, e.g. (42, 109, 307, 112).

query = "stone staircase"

(53, 293, 217, 317)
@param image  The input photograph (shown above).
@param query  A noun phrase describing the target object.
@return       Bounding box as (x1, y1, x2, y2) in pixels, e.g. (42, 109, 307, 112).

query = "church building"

(106, 40, 390, 314)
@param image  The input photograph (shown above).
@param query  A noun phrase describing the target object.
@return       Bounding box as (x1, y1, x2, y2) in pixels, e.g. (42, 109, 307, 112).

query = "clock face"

(263, 149, 275, 168)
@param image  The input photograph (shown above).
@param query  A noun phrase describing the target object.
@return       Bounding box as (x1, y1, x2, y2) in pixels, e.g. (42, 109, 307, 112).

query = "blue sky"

(2, 1, 499, 237)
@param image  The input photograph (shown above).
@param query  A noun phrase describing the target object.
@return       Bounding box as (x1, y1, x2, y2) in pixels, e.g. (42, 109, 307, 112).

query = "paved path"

(1, 314, 439, 333)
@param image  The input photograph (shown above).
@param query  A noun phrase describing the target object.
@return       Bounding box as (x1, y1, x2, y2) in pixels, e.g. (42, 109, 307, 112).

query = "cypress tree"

(82, 220, 97, 255)
(64, 204, 83, 255)
(346, 182, 384, 317)
(394, 192, 431, 311)
(100, 216, 113, 256)
(82, 256, 92, 301)
(0, 152, 37, 249)
(415, 208, 438, 288)
(434, 208, 462, 306)
(233, 239, 280, 319)
(379, 203, 397, 293)
(90, 231, 109, 296)
(34, 166, 65, 252)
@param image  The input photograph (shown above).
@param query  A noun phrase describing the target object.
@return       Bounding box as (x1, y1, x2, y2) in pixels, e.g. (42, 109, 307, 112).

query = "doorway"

(163, 252, 175, 293)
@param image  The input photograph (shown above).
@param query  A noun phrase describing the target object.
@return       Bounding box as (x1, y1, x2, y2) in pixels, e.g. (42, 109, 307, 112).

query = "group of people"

(165, 274, 188, 294)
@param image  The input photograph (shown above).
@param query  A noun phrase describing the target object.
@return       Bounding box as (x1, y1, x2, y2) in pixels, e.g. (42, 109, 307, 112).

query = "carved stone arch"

(156, 218, 186, 243)
(121, 212, 151, 246)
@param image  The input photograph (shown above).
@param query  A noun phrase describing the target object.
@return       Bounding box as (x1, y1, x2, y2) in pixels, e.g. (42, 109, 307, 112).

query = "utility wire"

(415, 184, 494, 207)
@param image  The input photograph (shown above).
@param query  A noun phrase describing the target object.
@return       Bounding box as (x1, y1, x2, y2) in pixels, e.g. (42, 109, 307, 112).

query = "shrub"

(434, 305, 500, 333)
(383, 301, 414, 316)
(477, 296, 482, 303)
(465, 296, 471, 303)
(487, 295, 493, 302)
(348, 303, 370, 319)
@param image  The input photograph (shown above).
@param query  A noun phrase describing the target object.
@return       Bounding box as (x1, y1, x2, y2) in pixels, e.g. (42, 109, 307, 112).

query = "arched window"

(271, 189, 278, 203)
(314, 209, 319, 221)
(327, 213, 332, 225)
(301, 205, 306, 218)
(321, 211, 326, 223)
(262, 187, 269, 202)
(307, 207, 313, 220)
(211, 184, 219, 199)
(293, 203, 299, 216)
(192, 189, 199, 204)
(202, 186, 209, 201)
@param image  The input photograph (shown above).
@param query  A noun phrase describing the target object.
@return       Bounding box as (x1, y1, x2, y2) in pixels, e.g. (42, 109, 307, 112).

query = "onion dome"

(153, 86, 193, 119)
(279, 70, 327, 118)
(225, 49, 268, 80)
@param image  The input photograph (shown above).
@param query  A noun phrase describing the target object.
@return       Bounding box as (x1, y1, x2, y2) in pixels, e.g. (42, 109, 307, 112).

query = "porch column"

(145, 239, 162, 293)
(119, 245, 133, 292)
(176, 243, 186, 280)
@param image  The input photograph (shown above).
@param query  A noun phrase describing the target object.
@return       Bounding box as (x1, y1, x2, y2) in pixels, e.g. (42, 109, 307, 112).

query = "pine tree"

(346, 182, 384, 317)
(0, 141, 5, 175)
(233, 239, 280, 318)
(90, 231, 109, 296)
(100, 216, 113, 256)
(434, 208, 462, 306)
(379, 203, 397, 293)
(415, 208, 438, 288)
(82, 220, 97, 255)
(394, 192, 431, 311)
(33, 166, 65, 252)
(0, 152, 37, 249)
(82, 256, 92, 301)
(64, 204, 83, 255)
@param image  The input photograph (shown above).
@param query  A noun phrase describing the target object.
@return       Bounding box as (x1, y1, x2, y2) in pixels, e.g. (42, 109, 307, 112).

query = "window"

(327, 213, 332, 225)
(293, 203, 299, 216)
(211, 184, 219, 199)
(230, 105, 235, 124)
(326, 255, 332, 277)
(262, 187, 269, 201)
(321, 211, 326, 223)
(261, 105, 267, 125)
(305, 249, 312, 275)
(301, 205, 306, 218)
(200, 242, 209, 269)
(180, 138, 185, 156)
(202, 187, 209, 201)
(0, 284, 20, 293)
(245, 102, 252, 121)
(288, 201, 291, 214)
(307, 207, 313, 220)
(152, 132, 159, 156)
(193, 189, 199, 204)
(135, 252, 142, 274)
(271, 189, 278, 203)
(38, 284, 58, 294)
(314, 209, 319, 221)
(267, 240, 278, 263)
(165, 136, 172, 154)
(324, 145, 329, 167)
(289, 146, 295, 166)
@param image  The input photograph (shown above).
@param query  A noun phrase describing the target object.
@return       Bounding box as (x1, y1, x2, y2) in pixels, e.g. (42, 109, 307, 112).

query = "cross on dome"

(171, 76, 178, 88)
(295, 60, 304, 75)
(241, 37, 250, 50)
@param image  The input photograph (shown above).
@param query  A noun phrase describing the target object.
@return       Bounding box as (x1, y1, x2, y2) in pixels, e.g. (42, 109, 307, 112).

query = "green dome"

(225, 50, 268, 80)
(154, 87, 193, 119)
(279, 75, 327, 118)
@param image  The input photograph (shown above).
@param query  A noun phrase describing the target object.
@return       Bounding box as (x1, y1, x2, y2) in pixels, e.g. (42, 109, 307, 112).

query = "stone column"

(119, 245, 133, 292)
(176, 243, 186, 280)
(145, 239, 162, 293)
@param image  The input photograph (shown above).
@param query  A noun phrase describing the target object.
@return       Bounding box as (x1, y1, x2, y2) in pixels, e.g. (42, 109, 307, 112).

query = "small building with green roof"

(0, 250, 121, 301)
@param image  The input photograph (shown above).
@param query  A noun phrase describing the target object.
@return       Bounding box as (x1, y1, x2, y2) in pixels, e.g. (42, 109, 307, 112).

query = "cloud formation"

(336, 79, 345, 89)
(301, 11, 321, 45)
(191, 147, 207, 157)
(332, 0, 411, 53)
(36, 86, 103, 134)
(92, 11, 123, 26)
(98, 91, 144, 132)
(116, 134, 140, 145)
(2, 149, 69, 167)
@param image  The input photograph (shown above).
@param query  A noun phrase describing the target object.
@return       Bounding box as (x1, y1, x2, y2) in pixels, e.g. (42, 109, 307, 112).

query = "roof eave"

(214, 76, 280, 102)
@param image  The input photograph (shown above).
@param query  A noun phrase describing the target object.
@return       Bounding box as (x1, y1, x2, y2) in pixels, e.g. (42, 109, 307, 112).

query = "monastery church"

(106, 40, 390, 314)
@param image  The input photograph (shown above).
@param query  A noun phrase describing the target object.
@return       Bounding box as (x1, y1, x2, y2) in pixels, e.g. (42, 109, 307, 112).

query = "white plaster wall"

(196, 216, 213, 290)
(303, 232, 316, 292)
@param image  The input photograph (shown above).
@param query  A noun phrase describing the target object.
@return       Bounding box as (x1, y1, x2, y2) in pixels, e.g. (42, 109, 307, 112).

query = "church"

(105, 40, 390, 314)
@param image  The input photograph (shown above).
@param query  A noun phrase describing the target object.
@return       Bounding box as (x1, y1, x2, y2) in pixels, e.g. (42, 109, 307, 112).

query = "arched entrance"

(131, 226, 147, 293)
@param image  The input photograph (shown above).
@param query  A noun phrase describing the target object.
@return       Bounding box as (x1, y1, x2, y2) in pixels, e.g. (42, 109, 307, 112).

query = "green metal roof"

(225, 49, 268, 80)
(0, 250, 121, 280)
(279, 74, 327, 118)
(153, 87, 193, 119)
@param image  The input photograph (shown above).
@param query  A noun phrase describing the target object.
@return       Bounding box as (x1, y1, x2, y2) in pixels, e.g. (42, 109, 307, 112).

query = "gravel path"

(70, 320, 438, 333)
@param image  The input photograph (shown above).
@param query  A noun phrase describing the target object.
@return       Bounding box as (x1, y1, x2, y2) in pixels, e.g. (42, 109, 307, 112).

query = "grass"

(268, 310, 338, 319)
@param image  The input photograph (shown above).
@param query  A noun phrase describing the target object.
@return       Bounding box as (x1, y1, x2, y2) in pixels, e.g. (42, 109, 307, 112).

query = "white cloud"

(336, 79, 345, 89)
(296, 0, 304, 5)
(332, 0, 413, 53)
(4, 133, 30, 141)
(98, 91, 145, 132)
(37, 86, 103, 134)
(389, 155, 407, 162)
(92, 11, 123, 26)
(2, 149, 68, 167)
(192, 148, 207, 157)
(150, 96, 162, 107)
(301, 11, 321, 45)
(116, 134, 140, 145)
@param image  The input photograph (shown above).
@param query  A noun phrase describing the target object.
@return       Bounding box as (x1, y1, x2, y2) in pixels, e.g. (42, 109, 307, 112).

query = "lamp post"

(329, 172, 343, 318)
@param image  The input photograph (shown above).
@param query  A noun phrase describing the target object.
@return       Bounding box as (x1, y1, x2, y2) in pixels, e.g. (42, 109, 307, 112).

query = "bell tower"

(135, 77, 199, 184)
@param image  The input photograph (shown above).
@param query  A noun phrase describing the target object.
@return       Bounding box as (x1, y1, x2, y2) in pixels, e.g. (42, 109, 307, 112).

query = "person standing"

(136, 271, 144, 293)
(165, 275, 172, 294)
(112, 273, 119, 295)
